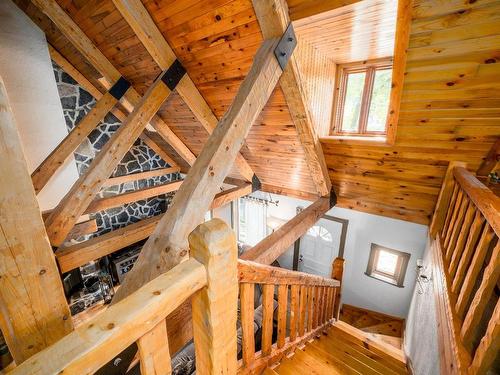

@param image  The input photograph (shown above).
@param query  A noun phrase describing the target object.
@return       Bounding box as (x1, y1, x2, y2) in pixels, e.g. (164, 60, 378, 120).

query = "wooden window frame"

(332, 58, 393, 137)
(365, 243, 411, 287)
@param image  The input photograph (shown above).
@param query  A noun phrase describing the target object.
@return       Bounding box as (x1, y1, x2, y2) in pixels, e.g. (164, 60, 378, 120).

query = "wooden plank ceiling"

(15, 0, 500, 224)
(294, 0, 397, 63)
(321, 0, 500, 224)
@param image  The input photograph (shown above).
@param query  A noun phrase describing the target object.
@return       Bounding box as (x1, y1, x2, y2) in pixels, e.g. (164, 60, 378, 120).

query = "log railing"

(237, 260, 340, 374)
(430, 162, 499, 375)
(5, 218, 342, 374)
(5, 219, 239, 375)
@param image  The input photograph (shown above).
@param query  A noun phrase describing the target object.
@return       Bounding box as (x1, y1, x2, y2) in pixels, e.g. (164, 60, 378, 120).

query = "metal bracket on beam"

(329, 188, 338, 208)
(161, 59, 187, 90)
(252, 174, 262, 192)
(274, 23, 297, 70)
(109, 77, 131, 100)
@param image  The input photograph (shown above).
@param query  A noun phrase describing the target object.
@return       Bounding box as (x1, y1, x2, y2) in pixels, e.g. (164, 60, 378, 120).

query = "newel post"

(189, 218, 238, 374)
(331, 257, 345, 320)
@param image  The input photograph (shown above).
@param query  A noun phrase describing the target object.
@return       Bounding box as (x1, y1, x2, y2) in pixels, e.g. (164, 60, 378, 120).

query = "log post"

(0, 76, 72, 363)
(331, 257, 345, 320)
(189, 219, 238, 374)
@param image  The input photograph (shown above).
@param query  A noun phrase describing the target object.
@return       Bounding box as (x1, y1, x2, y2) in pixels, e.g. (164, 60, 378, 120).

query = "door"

(298, 217, 343, 278)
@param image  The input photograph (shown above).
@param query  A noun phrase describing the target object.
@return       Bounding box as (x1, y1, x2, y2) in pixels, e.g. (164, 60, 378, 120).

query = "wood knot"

(39, 269, 46, 275)
(180, 249, 188, 257)
(153, 290, 161, 296)
(107, 323, 115, 330)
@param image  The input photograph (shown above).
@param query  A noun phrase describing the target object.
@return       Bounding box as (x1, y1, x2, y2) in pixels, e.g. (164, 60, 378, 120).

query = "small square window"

(332, 59, 393, 137)
(365, 244, 410, 287)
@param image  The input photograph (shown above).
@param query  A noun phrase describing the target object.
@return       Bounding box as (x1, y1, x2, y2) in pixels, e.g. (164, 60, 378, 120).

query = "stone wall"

(53, 62, 180, 237)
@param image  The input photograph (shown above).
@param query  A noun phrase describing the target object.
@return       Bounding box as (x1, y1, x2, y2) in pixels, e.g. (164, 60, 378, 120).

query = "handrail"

(430, 163, 499, 375)
(237, 260, 340, 373)
(453, 167, 500, 237)
(6, 259, 207, 374)
(7, 219, 240, 375)
(238, 259, 340, 287)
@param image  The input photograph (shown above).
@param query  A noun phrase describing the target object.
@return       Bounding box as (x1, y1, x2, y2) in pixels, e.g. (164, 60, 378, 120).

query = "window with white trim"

(365, 244, 410, 287)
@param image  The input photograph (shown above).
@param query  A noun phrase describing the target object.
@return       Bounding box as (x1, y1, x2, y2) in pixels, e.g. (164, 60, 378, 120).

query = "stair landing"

(267, 321, 409, 374)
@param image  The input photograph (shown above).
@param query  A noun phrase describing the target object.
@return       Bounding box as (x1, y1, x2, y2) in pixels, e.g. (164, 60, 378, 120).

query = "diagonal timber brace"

(113, 33, 296, 303)
(44, 63, 180, 246)
(31, 76, 131, 194)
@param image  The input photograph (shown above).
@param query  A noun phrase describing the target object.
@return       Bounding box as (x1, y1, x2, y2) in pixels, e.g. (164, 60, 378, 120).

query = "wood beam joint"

(274, 23, 297, 70)
(108, 77, 131, 100)
(160, 59, 186, 91)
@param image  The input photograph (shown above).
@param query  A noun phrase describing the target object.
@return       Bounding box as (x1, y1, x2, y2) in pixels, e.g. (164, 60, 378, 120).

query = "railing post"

(331, 257, 345, 320)
(189, 218, 238, 374)
(430, 161, 466, 238)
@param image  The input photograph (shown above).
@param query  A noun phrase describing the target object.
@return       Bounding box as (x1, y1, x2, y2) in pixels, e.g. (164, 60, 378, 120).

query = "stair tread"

(318, 333, 406, 375)
(267, 322, 409, 375)
(314, 334, 396, 375)
(276, 343, 357, 374)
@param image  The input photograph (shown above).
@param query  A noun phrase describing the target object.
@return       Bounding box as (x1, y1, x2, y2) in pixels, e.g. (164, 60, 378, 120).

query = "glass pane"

(367, 69, 392, 132)
(340, 72, 366, 132)
(376, 249, 398, 275)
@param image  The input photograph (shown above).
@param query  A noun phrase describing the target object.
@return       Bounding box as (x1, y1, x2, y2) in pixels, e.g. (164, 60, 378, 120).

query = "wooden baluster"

(320, 287, 327, 324)
(298, 286, 307, 337)
(461, 242, 500, 348)
(312, 287, 320, 329)
(430, 161, 466, 238)
(443, 189, 464, 250)
(468, 298, 499, 375)
(331, 257, 345, 319)
(137, 321, 171, 375)
(240, 283, 255, 367)
(277, 284, 288, 349)
(325, 287, 333, 321)
(448, 204, 476, 276)
(322, 287, 329, 324)
(316, 286, 323, 326)
(262, 284, 274, 356)
(289, 285, 300, 342)
(445, 195, 469, 261)
(307, 286, 314, 332)
(441, 182, 459, 237)
(456, 225, 495, 318)
(330, 288, 337, 321)
(190, 219, 238, 374)
(451, 212, 485, 294)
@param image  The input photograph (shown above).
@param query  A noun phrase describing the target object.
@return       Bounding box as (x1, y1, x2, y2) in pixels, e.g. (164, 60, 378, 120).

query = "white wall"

(0, 1, 79, 211)
(332, 206, 428, 318)
(239, 192, 427, 318)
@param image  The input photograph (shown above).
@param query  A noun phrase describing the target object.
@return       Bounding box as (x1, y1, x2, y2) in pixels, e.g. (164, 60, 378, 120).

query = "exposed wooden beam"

(32, 0, 197, 168)
(210, 184, 253, 209)
(31, 79, 130, 194)
(253, 0, 332, 196)
(45, 70, 174, 246)
(0, 77, 72, 363)
(103, 167, 180, 187)
(111, 0, 255, 182)
(55, 183, 251, 273)
(84, 180, 182, 214)
(241, 197, 331, 264)
(67, 219, 98, 240)
(477, 138, 500, 177)
(49, 45, 182, 170)
(113, 38, 285, 302)
(287, 0, 362, 20)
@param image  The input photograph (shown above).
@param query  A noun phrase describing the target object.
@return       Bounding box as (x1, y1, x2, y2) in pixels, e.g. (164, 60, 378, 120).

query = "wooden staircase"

(340, 304, 405, 349)
(266, 321, 408, 375)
